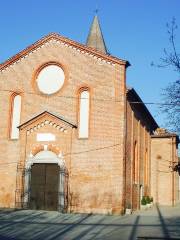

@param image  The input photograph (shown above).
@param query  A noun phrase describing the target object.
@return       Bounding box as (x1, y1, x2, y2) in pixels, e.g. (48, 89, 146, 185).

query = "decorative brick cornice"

(0, 33, 130, 72)
(26, 119, 68, 136)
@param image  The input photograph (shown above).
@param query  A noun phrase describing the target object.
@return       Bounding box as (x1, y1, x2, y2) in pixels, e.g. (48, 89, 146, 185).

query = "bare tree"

(152, 18, 180, 134)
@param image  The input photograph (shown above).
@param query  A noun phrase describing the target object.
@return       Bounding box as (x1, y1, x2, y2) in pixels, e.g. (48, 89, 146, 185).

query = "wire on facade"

(0, 88, 179, 106)
(0, 143, 121, 167)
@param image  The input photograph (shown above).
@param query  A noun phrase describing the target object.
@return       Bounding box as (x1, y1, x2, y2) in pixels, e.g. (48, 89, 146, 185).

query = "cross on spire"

(95, 5, 99, 15)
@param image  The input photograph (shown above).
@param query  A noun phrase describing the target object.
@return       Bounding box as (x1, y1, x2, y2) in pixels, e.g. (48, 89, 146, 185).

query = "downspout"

(123, 65, 128, 213)
(123, 89, 127, 212)
(68, 126, 74, 212)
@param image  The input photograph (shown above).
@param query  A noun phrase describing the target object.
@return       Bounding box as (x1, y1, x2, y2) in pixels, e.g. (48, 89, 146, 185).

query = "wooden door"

(29, 163, 59, 211)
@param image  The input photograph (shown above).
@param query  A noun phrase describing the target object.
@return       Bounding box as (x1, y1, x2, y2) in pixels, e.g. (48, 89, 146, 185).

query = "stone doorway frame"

(23, 150, 66, 212)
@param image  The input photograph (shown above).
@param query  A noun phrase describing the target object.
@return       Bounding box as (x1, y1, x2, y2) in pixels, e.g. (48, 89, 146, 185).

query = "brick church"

(0, 15, 179, 214)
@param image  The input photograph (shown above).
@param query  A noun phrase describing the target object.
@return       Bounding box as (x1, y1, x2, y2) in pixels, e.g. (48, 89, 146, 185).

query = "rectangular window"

(11, 95, 21, 139)
(79, 90, 90, 138)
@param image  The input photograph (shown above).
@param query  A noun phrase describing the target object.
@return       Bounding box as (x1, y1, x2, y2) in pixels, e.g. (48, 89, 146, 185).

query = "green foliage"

(141, 196, 146, 205)
(146, 196, 151, 204)
(150, 197, 153, 203)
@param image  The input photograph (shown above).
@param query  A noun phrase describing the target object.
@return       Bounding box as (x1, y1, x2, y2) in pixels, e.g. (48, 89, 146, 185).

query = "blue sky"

(1, 0, 180, 129)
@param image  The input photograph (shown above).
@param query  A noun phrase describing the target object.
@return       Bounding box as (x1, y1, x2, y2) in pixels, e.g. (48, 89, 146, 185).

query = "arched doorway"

(24, 150, 67, 212)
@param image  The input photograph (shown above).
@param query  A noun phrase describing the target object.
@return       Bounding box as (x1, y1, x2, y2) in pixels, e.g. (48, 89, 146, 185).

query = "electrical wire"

(0, 88, 178, 167)
(0, 143, 121, 168)
(0, 88, 179, 106)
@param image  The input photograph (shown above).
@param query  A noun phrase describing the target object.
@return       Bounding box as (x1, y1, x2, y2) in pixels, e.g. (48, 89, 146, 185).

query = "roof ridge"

(0, 32, 130, 71)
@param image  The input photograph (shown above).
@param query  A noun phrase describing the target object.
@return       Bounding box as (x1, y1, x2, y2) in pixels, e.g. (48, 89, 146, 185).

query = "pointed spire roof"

(86, 15, 107, 54)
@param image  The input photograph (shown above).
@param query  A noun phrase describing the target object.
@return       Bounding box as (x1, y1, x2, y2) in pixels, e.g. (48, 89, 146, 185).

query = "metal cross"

(95, 4, 99, 15)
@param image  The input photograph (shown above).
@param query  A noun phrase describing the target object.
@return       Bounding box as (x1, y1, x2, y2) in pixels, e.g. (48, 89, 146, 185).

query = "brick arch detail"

(31, 144, 62, 156)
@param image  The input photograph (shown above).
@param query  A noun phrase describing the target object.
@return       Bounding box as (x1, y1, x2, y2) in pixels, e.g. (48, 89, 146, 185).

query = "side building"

(126, 88, 179, 211)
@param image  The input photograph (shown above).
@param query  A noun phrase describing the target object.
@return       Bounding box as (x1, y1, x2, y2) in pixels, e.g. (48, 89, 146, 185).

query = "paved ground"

(0, 205, 180, 240)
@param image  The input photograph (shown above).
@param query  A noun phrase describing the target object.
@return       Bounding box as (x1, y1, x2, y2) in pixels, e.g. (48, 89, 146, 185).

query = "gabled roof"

(18, 111, 77, 130)
(0, 33, 130, 71)
(86, 15, 107, 54)
(151, 128, 179, 143)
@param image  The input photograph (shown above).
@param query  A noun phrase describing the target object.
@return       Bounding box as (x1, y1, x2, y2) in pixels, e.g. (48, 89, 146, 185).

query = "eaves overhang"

(126, 87, 159, 130)
(151, 134, 180, 144)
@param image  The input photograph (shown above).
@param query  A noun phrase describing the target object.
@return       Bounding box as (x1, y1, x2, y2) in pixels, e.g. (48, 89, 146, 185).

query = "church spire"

(86, 15, 107, 54)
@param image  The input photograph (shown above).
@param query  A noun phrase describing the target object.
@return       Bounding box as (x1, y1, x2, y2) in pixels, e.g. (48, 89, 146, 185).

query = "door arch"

(24, 150, 67, 211)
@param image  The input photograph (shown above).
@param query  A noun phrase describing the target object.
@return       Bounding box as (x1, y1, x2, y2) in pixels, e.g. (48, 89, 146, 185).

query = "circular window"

(36, 64, 65, 95)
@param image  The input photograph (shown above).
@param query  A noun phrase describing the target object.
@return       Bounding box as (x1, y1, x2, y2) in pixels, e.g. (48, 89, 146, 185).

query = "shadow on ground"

(0, 206, 180, 240)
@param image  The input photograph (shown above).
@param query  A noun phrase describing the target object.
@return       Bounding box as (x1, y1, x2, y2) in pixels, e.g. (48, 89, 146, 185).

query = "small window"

(78, 90, 90, 138)
(10, 95, 21, 139)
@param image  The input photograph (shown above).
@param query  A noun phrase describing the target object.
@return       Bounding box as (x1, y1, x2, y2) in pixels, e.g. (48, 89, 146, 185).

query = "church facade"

(0, 16, 179, 214)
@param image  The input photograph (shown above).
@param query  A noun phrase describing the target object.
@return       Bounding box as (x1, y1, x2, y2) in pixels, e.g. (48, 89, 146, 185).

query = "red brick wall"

(126, 100, 151, 210)
(151, 136, 179, 206)
(0, 39, 126, 213)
